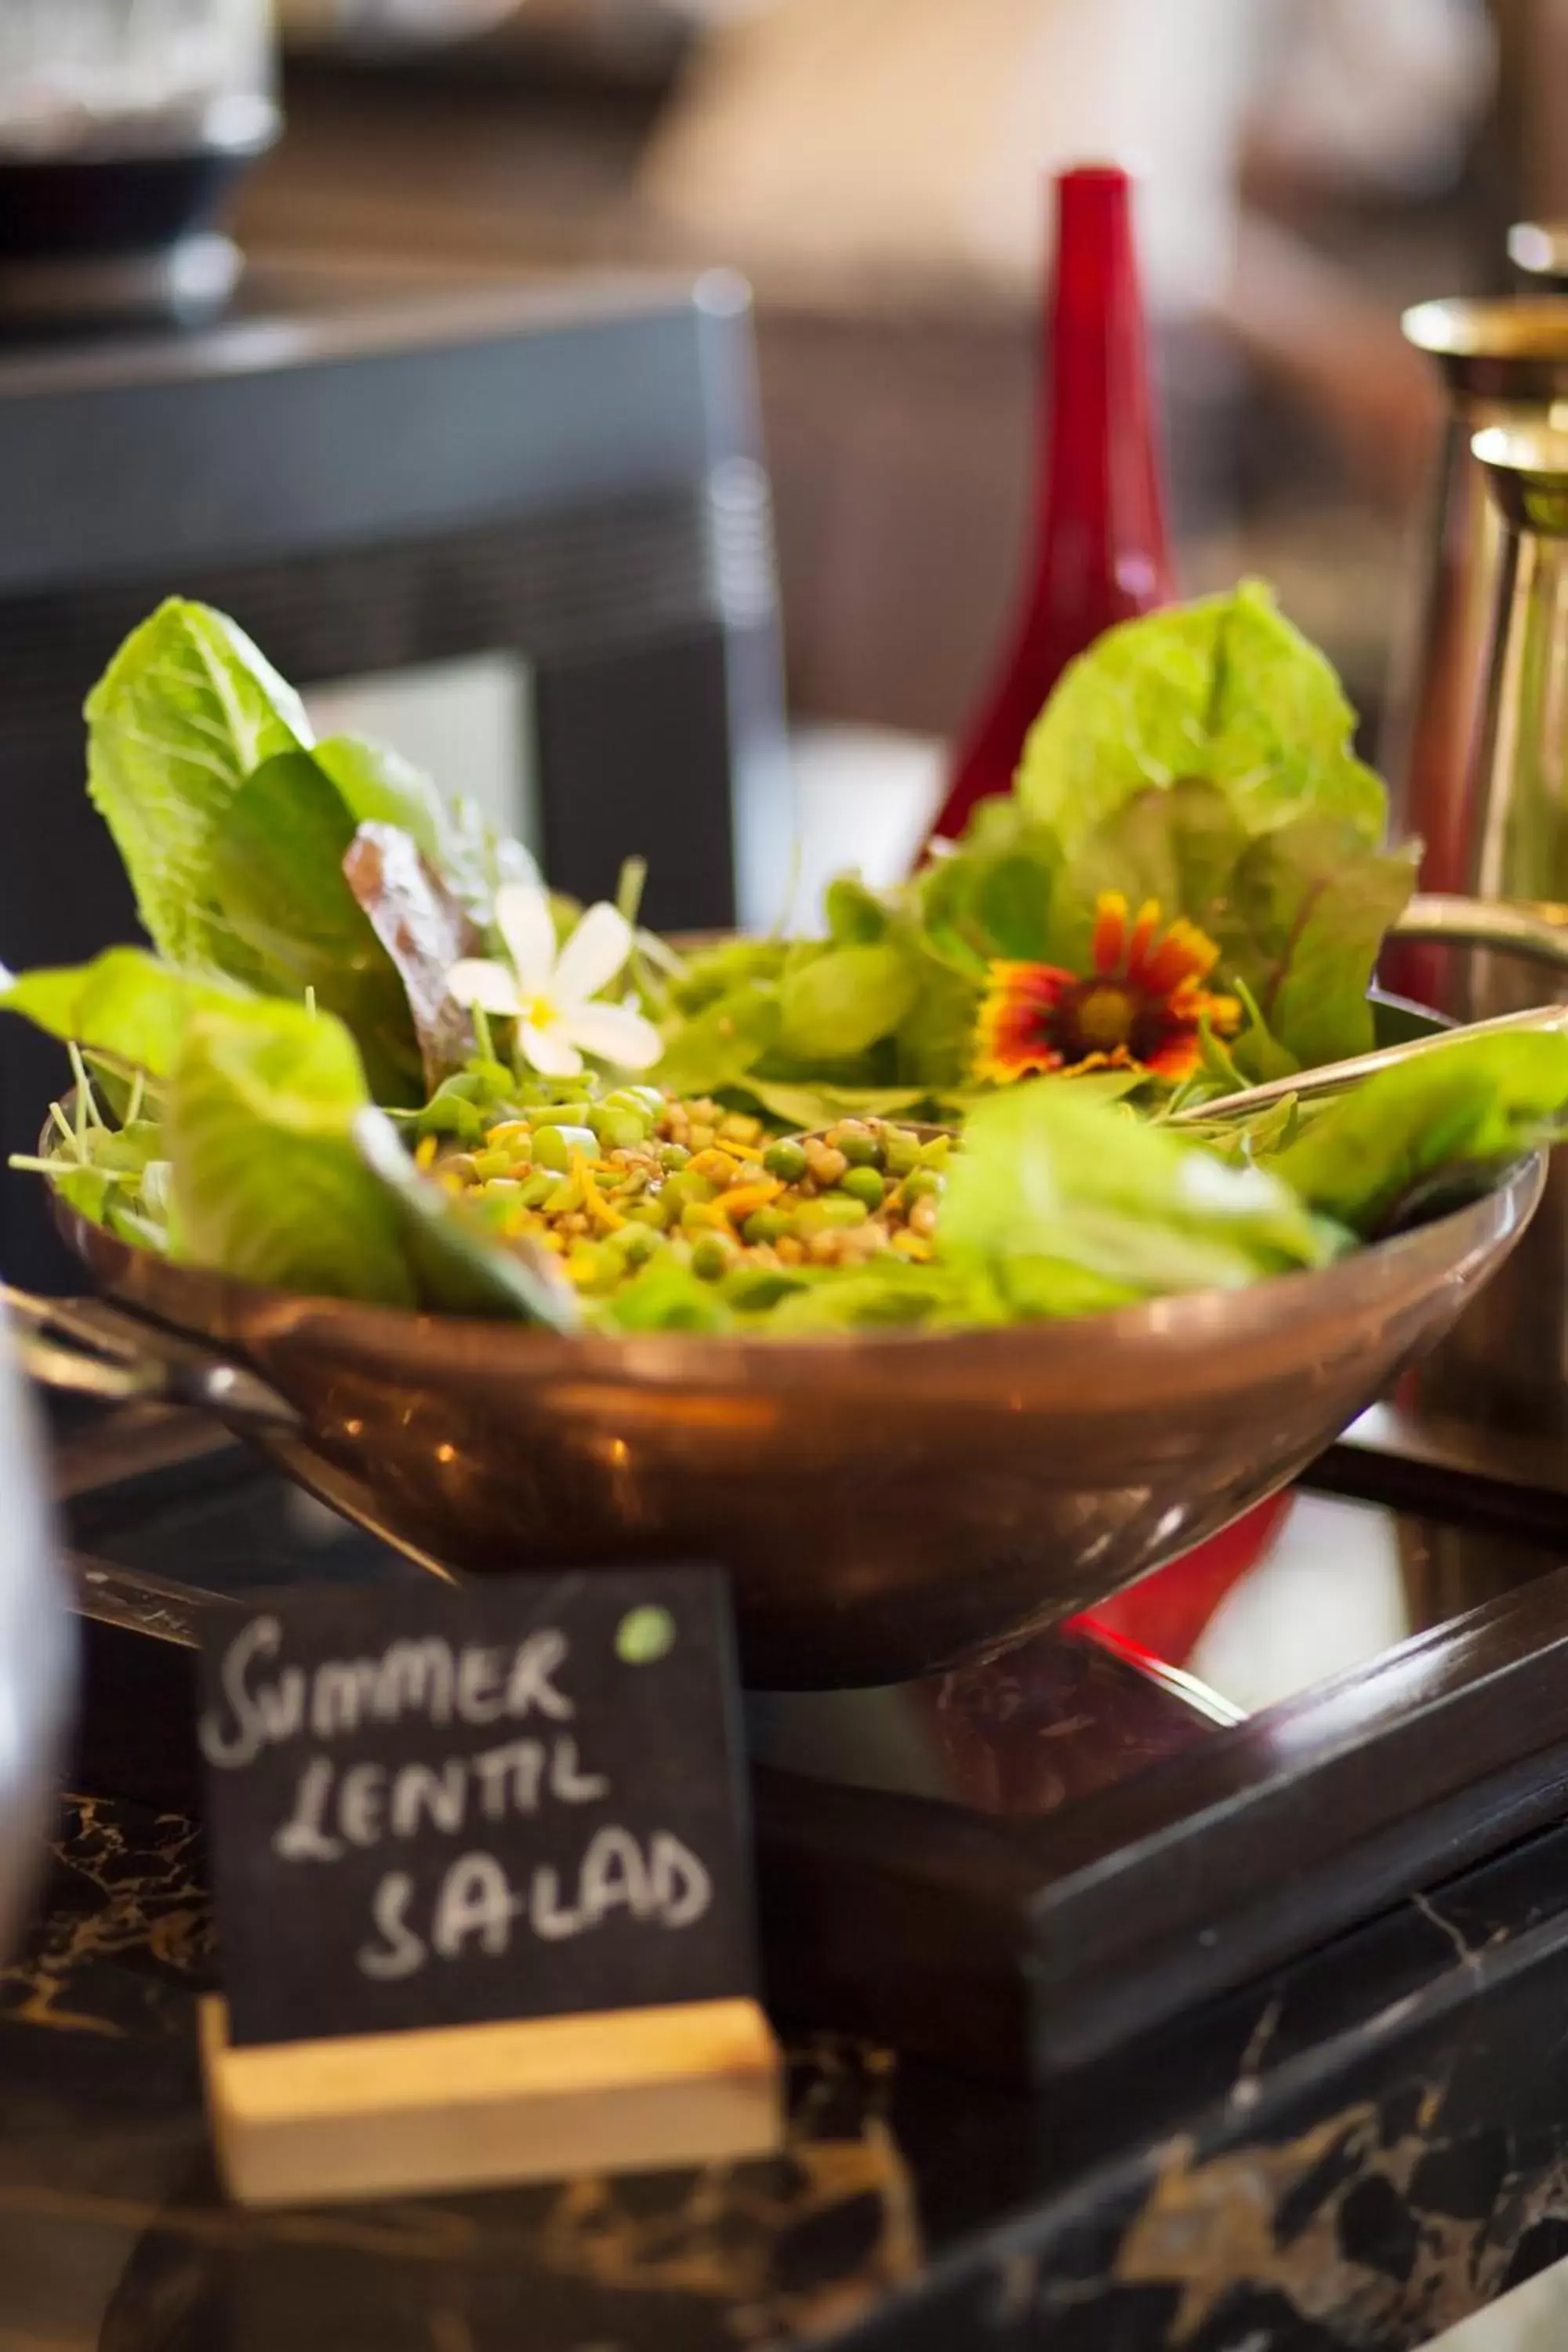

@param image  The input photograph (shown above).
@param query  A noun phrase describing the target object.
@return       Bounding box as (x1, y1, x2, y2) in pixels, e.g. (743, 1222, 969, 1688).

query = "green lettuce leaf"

(208, 752, 423, 1102)
(163, 1000, 416, 1304)
(666, 936, 789, 1018)
(1016, 582, 1388, 849)
(601, 1257, 736, 1333)
(1039, 775, 1417, 1079)
(315, 735, 539, 925)
(1266, 1031, 1568, 1236)
(0, 948, 250, 1079)
(745, 1080, 931, 1132)
(656, 982, 783, 1098)
(352, 1109, 577, 1327)
(86, 599, 314, 984)
(1229, 820, 1419, 1070)
(28, 1114, 169, 1244)
(311, 735, 448, 867)
(777, 945, 918, 1062)
(916, 804, 1065, 975)
(823, 875, 891, 946)
(939, 1079, 1343, 1305)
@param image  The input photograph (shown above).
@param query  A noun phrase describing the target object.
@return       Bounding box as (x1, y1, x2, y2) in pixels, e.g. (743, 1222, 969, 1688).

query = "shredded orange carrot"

(571, 1150, 625, 1232)
(720, 1179, 784, 1224)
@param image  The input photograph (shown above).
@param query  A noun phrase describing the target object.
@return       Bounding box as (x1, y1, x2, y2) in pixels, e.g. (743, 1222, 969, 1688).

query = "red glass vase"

(924, 163, 1175, 848)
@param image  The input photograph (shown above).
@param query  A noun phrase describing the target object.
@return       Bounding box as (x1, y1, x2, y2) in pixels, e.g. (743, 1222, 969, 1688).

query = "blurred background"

(3, 0, 1564, 907)
(241, 0, 1552, 733)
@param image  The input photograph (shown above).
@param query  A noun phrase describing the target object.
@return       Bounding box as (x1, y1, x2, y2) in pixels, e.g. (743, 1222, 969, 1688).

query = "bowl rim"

(50, 1149, 1548, 1382)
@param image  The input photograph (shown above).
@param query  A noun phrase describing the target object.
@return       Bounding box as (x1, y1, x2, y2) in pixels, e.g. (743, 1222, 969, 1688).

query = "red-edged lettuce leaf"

(343, 822, 480, 1090)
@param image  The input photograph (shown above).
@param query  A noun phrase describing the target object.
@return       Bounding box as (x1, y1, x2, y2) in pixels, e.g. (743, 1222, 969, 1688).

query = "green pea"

(659, 1142, 691, 1171)
(763, 1138, 809, 1182)
(530, 1123, 597, 1171)
(742, 1206, 789, 1245)
(834, 1127, 884, 1168)
(691, 1231, 738, 1280)
(627, 1196, 673, 1228)
(902, 1168, 944, 1202)
(608, 1223, 661, 1268)
(838, 1165, 887, 1209)
(588, 1105, 649, 1152)
(724, 1264, 801, 1311)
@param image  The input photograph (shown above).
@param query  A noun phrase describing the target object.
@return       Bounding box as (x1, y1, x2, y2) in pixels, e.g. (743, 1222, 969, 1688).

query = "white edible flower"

(445, 884, 663, 1080)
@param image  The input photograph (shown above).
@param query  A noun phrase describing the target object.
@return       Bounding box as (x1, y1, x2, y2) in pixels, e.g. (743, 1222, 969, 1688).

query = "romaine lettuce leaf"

(163, 1000, 416, 1304)
(656, 983, 782, 1098)
(1073, 782, 1418, 1073)
(0, 948, 249, 1079)
(352, 1108, 577, 1327)
(208, 753, 423, 1103)
(1230, 819, 1420, 1071)
(86, 600, 314, 984)
(82, 602, 537, 1076)
(777, 945, 918, 1062)
(1016, 582, 1388, 849)
(939, 1079, 1343, 1305)
(1266, 1031, 1568, 1236)
(311, 735, 448, 868)
(314, 735, 539, 927)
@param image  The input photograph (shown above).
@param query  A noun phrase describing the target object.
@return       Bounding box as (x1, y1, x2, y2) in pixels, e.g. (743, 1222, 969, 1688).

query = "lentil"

(434, 1097, 951, 1294)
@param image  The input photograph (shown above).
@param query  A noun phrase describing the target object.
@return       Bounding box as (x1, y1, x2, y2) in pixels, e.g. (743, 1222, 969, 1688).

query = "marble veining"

(11, 1790, 1568, 2347)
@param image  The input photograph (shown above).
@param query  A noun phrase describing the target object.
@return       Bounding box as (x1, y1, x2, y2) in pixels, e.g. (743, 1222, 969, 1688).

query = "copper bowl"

(39, 1154, 1544, 1689)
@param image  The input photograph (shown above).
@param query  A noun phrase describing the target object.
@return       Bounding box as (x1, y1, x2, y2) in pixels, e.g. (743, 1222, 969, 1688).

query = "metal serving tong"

(1169, 1002, 1568, 1127)
(1, 1284, 299, 1429)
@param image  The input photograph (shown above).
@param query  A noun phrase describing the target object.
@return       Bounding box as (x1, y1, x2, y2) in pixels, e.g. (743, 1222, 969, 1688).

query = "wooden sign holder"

(201, 1991, 782, 2209)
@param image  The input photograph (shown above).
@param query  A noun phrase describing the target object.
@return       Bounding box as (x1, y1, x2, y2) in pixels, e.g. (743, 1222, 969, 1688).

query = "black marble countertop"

(7, 1787, 1568, 2350)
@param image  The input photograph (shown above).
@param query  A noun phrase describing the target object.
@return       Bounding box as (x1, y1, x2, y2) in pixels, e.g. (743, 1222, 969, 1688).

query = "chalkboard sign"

(198, 1569, 757, 2050)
